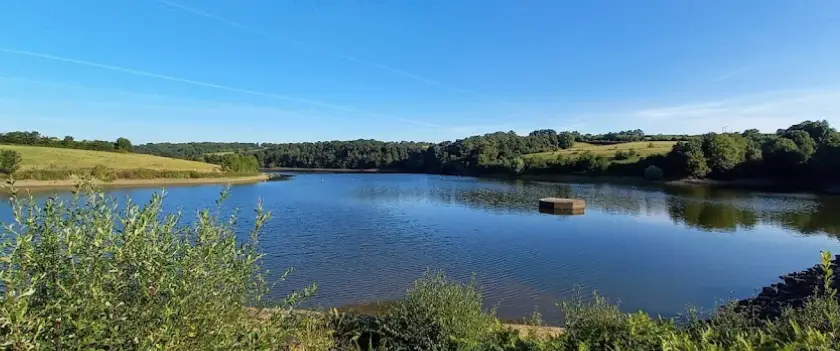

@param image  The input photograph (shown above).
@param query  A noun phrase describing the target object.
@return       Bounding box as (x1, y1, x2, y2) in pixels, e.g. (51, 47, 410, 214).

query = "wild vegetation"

(134, 141, 262, 159)
(0, 131, 134, 153)
(0, 144, 220, 172)
(2, 185, 838, 350)
(134, 121, 837, 187)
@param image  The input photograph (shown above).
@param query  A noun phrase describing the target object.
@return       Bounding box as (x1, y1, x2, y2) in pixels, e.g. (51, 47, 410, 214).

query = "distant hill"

(0, 144, 220, 171)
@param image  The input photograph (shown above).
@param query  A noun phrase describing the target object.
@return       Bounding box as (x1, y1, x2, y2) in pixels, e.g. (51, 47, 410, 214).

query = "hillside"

(525, 141, 676, 161)
(0, 144, 221, 171)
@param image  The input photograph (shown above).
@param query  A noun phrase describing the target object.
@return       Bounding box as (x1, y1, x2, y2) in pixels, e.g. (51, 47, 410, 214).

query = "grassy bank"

(5, 173, 269, 192)
(525, 141, 676, 161)
(2, 186, 838, 350)
(0, 144, 220, 171)
(0, 144, 269, 191)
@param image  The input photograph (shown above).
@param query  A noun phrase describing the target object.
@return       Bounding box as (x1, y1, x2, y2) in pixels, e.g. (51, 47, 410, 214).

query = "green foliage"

(550, 252, 840, 350)
(0, 150, 22, 175)
(644, 165, 663, 180)
(90, 164, 117, 182)
(135, 142, 263, 159)
(0, 130, 130, 153)
(0, 187, 330, 350)
(613, 149, 637, 160)
(560, 292, 675, 351)
(668, 140, 710, 178)
(114, 137, 134, 152)
(381, 271, 496, 350)
(701, 133, 747, 176)
(786, 120, 835, 144)
(763, 137, 809, 172)
(209, 154, 260, 172)
(784, 130, 817, 158)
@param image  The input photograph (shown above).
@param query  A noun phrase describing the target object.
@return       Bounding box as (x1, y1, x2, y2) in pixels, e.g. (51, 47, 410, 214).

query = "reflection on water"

(539, 207, 585, 216)
(357, 178, 839, 237)
(3, 173, 840, 323)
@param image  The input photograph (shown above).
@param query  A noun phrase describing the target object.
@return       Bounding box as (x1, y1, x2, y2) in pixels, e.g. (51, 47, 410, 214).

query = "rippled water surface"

(4, 173, 840, 322)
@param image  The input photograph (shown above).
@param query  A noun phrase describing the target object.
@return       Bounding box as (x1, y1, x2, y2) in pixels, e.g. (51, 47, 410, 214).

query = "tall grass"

(10, 167, 260, 181)
(0, 185, 330, 350)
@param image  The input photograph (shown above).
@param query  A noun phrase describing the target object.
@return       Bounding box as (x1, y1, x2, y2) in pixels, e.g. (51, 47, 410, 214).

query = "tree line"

(134, 142, 262, 159)
(0, 131, 134, 152)
(8, 121, 838, 185)
(256, 130, 577, 174)
(664, 120, 838, 181)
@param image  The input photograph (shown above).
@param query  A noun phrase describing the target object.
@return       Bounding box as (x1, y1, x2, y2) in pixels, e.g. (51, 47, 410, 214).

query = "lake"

(3, 173, 840, 323)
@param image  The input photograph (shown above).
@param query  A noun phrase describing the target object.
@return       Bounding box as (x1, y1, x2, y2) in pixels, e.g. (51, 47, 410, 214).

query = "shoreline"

(2, 174, 270, 193)
(261, 167, 403, 173)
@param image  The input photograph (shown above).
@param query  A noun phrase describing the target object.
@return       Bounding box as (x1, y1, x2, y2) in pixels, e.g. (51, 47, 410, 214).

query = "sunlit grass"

(526, 141, 676, 160)
(0, 144, 220, 171)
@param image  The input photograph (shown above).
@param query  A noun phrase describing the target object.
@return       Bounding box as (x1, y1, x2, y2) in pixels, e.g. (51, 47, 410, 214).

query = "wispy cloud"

(152, 0, 523, 110)
(0, 47, 439, 128)
(713, 65, 755, 82)
(633, 88, 840, 133)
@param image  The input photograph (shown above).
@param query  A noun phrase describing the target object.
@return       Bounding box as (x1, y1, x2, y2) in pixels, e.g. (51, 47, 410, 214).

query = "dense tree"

(762, 137, 808, 175)
(115, 137, 134, 152)
(0, 150, 22, 175)
(783, 130, 816, 158)
(135, 142, 262, 159)
(785, 120, 834, 144)
(812, 132, 840, 176)
(668, 140, 710, 178)
(0, 131, 122, 152)
(701, 133, 747, 177)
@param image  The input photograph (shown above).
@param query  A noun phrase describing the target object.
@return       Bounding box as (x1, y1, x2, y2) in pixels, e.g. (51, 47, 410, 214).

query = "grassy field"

(0, 144, 221, 171)
(525, 141, 676, 161)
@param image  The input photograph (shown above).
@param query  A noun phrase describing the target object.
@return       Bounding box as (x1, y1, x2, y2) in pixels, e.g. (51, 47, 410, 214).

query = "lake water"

(3, 173, 840, 323)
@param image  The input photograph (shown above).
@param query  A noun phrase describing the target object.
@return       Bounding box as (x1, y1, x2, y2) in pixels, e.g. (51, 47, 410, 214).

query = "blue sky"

(1, 0, 839, 143)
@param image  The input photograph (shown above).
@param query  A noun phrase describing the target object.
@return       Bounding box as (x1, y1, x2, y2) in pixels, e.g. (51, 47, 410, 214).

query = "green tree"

(668, 140, 709, 178)
(115, 137, 134, 152)
(701, 133, 746, 176)
(784, 129, 817, 158)
(0, 150, 22, 175)
(558, 132, 576, 149)
(786, 119, 834, 144)
(763, 136, 809, 174)
(813, 132, 840, 177)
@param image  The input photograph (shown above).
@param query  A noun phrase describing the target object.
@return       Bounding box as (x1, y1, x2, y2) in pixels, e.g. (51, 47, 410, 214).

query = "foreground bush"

(381, 272, 496, 350)
(0, 186, 330, 350)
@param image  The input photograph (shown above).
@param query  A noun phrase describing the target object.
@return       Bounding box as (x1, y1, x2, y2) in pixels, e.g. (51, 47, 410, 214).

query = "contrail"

(153, 0, 521, 107)
(0, 47, 439, 127)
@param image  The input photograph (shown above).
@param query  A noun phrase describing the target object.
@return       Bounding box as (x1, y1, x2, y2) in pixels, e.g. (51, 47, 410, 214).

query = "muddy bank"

(2, 174, 270, 193)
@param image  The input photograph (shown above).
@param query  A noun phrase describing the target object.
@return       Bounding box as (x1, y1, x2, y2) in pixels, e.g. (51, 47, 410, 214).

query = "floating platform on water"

(539, 197, 585, 215)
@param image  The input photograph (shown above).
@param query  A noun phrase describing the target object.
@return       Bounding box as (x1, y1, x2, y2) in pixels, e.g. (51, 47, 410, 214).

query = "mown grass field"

(525, 141, 677, 161)
(0, 144, 221, 171)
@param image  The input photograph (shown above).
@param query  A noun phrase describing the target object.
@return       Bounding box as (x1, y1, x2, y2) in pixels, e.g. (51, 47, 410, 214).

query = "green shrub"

(643, 165, 664, 180)
(613, 150, 638, 161)
(90, 164, 117, 182)
(0, 150, 22, 175)
(0, 186, 331, 350)
(381, 271, 496, 350)
(553, 252, 840, 350)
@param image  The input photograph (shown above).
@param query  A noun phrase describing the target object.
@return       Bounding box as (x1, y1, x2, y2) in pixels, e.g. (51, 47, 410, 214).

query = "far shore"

(262, 167, 404, 173)
(2, 173, 270, 193)
(266, 167, 840, 194)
